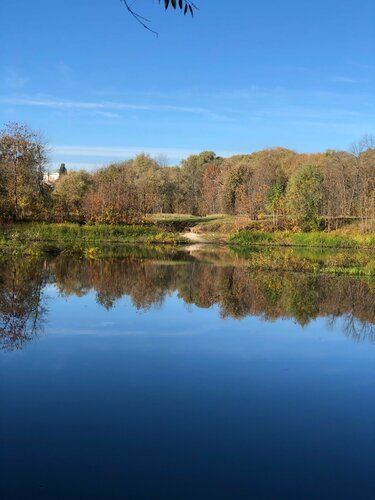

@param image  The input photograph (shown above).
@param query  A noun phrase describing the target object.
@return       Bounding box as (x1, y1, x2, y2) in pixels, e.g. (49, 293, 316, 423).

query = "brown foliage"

(1, 123, 374, 229)
(0, 123, 48, 222)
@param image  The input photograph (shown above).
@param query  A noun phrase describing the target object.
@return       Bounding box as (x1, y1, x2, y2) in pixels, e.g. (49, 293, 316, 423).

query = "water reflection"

(0, 247, 374, 350)
(0, 258, 48, 350)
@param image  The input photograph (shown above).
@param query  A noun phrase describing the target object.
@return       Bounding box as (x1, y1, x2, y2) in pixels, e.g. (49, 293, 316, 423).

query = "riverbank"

(229, 229, 375, 248)
(1, 220, 375, 248)
(150, 214, 375, 248)
(0, 222, 374, 277)
(0, 223, 184, 256)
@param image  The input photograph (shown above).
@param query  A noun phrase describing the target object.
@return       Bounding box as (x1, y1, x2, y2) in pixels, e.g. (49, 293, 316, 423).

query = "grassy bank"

(146, 213, 228, 232)
(154, 214, 375, 248)
(0, 222, 374, 277)
(229, 229, 375, 248)
(0, 223, 183, 255)
(1, 219, 374, 255)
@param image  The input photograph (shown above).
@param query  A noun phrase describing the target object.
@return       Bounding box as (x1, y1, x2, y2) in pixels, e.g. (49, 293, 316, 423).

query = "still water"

(1, 246, 374, 499)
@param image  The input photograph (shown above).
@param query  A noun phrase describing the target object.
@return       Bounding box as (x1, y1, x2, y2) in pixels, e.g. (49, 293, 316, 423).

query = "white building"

(43, 172, 60, 185)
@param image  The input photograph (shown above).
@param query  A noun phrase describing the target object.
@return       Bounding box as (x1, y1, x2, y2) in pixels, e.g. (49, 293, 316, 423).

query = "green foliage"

(230, 230, 277, 245)
(286, 165, 323, 231)
(266, 178, 286, 223)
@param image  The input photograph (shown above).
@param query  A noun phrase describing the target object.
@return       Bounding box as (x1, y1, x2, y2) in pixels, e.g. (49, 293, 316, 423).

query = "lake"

(1, 246, 374, 499)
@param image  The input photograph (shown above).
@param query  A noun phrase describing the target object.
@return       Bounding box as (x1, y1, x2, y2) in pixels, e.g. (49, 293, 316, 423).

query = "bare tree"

(349, 135, 375, 231)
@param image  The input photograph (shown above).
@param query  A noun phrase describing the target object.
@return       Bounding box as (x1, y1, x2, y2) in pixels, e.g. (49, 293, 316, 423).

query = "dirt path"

(181, 230, 208, 244)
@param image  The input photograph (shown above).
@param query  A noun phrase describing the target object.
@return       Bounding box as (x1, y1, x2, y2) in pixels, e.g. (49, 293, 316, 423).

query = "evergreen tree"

(58, 163, 67, 176)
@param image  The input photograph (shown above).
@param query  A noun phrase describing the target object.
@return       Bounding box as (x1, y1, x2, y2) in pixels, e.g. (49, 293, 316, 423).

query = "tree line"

(0, 122, 374, 231)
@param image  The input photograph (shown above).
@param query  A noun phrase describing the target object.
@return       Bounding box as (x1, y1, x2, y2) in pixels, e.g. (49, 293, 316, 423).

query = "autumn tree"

(0, 123, 48, 222)
(179, 151, 217, 215)
(200, 161, 224, 215)
(236, 149, 296, 221)
(85, 162, 147, 224)
(52, 170, 93, 222)
(350, 136, 375, 230)
(221, 157, 246, 214)
(266, 178, 286, 226)
(131, 153, 160, 214)
(286, 165, 324, 231)
(358, 147, 375, 229)
(157, 166, 180, 213)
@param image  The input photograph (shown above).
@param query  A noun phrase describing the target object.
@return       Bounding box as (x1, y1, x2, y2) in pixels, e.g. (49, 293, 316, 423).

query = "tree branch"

(121, 0, 198, 36)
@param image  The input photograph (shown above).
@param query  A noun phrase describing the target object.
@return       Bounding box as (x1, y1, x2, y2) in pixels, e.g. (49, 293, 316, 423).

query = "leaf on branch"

(159, 0, 196, 16)
(122, 0, 197, 36)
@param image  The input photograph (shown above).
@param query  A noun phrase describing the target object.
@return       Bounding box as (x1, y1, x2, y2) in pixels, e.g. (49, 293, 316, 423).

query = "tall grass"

(230, 230, 375, 248)
(0, 223, 183, 246)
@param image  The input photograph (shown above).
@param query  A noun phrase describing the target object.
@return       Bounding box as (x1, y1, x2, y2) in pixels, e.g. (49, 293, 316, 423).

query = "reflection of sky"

(1, 283, 375, 499)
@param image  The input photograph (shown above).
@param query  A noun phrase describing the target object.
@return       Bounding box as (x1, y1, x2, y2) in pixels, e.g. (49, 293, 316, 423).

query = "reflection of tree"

(1, 252, 374, 348)
(328, 314, 375, 343)
(52, 258, 175, 311)
(50, 253, 375, 342)
(0, 259, 47, 350)
(342, 315, 375, 343)
(279, 275, 321, 326)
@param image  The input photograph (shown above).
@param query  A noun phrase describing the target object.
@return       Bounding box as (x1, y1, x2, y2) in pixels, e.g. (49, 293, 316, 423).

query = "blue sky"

(1, 0, 374, 169)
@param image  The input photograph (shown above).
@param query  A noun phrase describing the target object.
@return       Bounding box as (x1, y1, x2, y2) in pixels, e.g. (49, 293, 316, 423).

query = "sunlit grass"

(230, 230, 375, 248)
(0, 222, 183, 249)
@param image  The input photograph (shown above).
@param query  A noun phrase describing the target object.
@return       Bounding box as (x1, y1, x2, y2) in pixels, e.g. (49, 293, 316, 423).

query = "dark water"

(1, 247, 375, 499)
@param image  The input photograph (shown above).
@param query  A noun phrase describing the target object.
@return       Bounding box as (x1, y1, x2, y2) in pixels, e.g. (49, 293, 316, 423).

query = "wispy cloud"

(332, 76, 363, 84)
(2, 96, 208, 115)
(93, 110, 121, 118)
(259, 106, 360, 120)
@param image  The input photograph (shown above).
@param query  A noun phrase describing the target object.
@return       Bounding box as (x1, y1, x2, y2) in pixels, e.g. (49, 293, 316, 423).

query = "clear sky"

(1, 0, 374, 169)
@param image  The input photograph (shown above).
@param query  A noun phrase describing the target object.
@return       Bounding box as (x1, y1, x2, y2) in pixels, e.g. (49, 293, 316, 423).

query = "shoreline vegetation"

(0, 218, 374, 277)
(1, 216, 375, 250)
